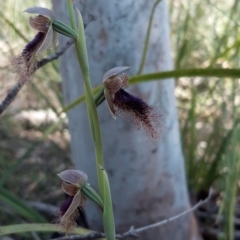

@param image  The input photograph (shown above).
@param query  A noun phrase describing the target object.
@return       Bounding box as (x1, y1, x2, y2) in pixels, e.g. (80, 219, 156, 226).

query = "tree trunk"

(52, 0, 201, 239)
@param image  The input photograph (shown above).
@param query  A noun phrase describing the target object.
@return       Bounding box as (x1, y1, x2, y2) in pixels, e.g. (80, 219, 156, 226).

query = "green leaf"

(0, 119, 64, 186)
(100, 166, 115, 240)
(0, 223, 91, 236)
(0, 187, 46, 222)
(130, 68, 240, 84)
(60, 68, 240, 114)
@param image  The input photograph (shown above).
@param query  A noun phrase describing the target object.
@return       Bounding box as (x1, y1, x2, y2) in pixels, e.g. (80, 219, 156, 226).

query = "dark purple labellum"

(114, 89, 163, 139)
(60, 196, 74, 216)
(22, 32, 45, 62)
(114, 89, 151, 116)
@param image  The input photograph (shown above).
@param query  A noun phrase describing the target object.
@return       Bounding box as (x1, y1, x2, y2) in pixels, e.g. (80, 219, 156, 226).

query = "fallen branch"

(36, 40, 74, 70)
(0, 82, 25, 115)
(51, 188, 213, 240)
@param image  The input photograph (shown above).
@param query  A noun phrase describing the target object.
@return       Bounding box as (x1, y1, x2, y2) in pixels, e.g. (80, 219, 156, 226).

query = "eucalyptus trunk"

(52, 0, 200, 239)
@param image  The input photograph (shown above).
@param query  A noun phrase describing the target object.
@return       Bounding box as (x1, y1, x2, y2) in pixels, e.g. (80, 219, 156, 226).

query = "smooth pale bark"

(52, 0, 200, 239)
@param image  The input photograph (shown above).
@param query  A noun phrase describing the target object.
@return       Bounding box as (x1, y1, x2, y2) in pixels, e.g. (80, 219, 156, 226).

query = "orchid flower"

(57, 170, 88, 233)
(13, 7, 57, 83)
(57, 169, 103, 233)
(13, 6, 76, 84)
(103, 67, 165, 139)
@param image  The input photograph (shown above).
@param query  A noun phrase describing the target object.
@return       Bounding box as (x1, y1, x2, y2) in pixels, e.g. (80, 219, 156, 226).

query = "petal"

(103, 76, 122, 94)
(62, 181, 79, 196)
(29, 15, 50, 33)
(103, 66, 130, 82)
(104, 89, 116, 119)
(24, 7, 55, 20)
(57, 170, 88, 187)
(36, 26, 54, 55)
(52, 30, 58, 48)
(120, 73, 129, 88)
(60, 196, 74, 216)
(61, 190, 82, 221)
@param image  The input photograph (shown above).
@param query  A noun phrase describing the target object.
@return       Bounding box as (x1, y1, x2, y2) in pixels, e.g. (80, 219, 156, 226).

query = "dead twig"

(36, 40, 74, 70)
(0, 39, 73, 115)
(51, 188, 213, 240)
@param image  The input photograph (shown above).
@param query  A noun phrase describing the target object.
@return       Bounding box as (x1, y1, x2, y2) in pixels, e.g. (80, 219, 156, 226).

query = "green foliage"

(170, 0, 240, 238)
(0, 187, 46, 222)
(101, 167, 115, 240)
(0, 0, 240, 239)
(0, 223, 91, 236)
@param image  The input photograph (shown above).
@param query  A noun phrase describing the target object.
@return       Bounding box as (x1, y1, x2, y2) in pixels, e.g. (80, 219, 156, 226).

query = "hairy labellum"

(114, 89, 164, 139)
(12, 32, 46, 82)
(22, 32, 46, 62)
(12, 7, 57, 84)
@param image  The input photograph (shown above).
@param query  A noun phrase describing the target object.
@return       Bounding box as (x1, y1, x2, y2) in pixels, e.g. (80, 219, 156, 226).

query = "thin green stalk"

(84, 85, 96, 142)
(223, 76, 240, 240)
(76, 12, 104, 194)
(66, 0, 104, 197)
(66, 3, 115, 238)
(187, 81, 196, 183)
(58, 86, 101, 115)
(131, 68, 240, 83)
(66, 0, 77, 31)
(137, 0, 162, 75)
(59, 68, 240, 115)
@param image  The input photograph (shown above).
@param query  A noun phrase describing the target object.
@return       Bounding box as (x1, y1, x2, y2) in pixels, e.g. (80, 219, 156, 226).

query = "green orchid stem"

(66, 0, 104, 199)
(66, 4, 116, 238)
(66, 0, 77, 31)
(137, 0, 162, 75)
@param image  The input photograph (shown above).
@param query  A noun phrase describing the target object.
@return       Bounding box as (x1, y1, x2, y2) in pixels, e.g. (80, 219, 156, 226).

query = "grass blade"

(0, 223, 91, 236)
(100, 166, 115, 240)
(0, 187, 46, 222)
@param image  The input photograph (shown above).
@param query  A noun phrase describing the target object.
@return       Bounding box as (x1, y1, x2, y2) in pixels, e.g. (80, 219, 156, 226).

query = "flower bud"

(52, 20, 77, 39)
